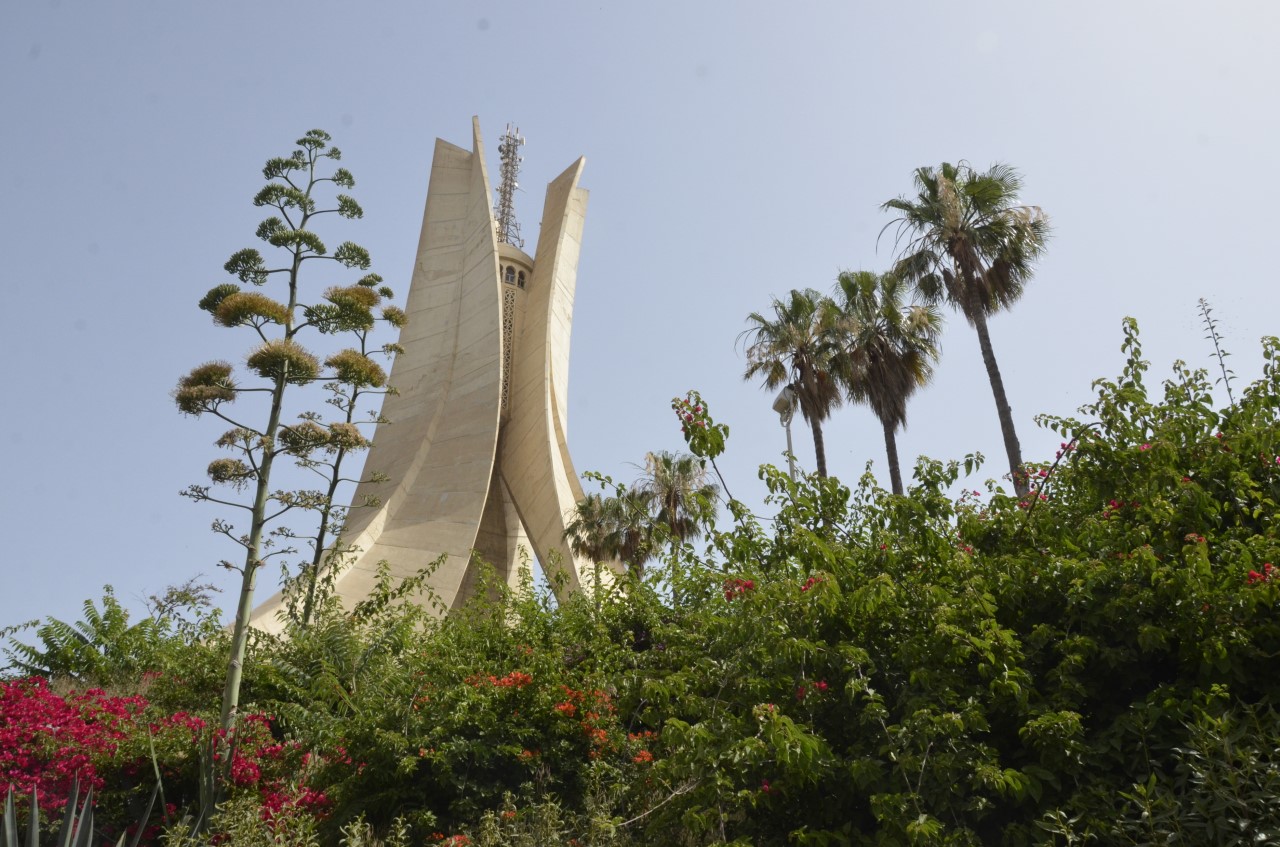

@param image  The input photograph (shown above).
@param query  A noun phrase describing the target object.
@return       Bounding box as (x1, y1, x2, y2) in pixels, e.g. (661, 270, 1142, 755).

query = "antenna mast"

(494, 123, 525, 249)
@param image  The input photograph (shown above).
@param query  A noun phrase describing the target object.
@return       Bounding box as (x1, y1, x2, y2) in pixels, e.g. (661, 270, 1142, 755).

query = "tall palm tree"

(741, 289, 844, 477)
(831, 270, 942, 496)
(882, 162, 1049, 496)
(638, 451, 719, 548)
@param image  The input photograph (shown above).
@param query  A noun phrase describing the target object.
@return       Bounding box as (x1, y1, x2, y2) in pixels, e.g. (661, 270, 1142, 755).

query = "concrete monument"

(250, 118, 606, 629)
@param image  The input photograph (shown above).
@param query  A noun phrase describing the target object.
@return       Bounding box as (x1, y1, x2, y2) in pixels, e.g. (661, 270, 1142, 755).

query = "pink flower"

(1140, 443, 1151, 451)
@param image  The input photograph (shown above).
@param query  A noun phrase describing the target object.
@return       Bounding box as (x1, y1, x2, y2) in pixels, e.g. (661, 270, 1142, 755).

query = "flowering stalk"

(174, 130, 393, 790)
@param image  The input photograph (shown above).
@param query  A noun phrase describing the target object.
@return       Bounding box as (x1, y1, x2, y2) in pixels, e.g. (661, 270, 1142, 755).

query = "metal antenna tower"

(494, 123, 525, 249)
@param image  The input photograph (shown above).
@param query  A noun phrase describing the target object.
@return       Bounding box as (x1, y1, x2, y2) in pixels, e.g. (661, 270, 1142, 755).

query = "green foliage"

(163, 794, 319, 847)
(13, 319, 1279, 845)
(568, 449, 720, 580)
(258, 560, 655, 841)
(4, 584, 224, 694)
(601, 320, 1279, 844)
(672, 391, 728, 462)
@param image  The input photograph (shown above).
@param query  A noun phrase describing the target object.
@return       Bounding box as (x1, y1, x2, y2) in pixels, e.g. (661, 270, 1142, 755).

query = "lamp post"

(772, 384, 798, 482)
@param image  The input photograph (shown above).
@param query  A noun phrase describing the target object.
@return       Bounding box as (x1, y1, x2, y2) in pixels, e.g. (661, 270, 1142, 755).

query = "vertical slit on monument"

(501, 288, 516, 412)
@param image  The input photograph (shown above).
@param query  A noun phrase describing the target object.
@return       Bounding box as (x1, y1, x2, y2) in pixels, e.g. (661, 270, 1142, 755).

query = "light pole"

(772, 384, 798, 482)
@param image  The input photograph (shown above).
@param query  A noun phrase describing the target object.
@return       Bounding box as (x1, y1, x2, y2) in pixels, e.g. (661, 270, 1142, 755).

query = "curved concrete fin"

(499, 156, 611, 597)
(248, 126, 502, 631)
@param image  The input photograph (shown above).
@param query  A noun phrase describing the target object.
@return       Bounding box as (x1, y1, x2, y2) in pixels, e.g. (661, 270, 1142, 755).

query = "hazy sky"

(3, 1, 1278, 632)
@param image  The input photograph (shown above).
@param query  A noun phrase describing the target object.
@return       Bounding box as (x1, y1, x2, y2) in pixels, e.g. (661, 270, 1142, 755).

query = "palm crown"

(881, 162, 1050, 496)
(833, 271, 941, 433)
(741, 288, 844, 477)
(882, 161, 1048, 325)
(831, 270, 941, 495)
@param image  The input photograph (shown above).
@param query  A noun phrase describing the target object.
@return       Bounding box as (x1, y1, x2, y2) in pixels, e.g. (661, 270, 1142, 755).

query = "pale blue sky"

(3, 1, 1278, 631)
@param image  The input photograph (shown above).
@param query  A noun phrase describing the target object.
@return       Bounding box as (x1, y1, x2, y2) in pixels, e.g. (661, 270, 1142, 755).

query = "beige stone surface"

(249, 119, 612, 632)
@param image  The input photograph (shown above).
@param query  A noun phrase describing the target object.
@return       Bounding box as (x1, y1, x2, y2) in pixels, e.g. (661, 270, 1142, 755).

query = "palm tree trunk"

(811, 418, 828, 478)
(971, 311, 1028, 496)
(882, 419, 903, 496)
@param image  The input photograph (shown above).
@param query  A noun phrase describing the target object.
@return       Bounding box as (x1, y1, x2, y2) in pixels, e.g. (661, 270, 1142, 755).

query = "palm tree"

(831, 270, 942, 496)
(741, 289, 844, 477)
(565, 489, 654, 578)
(566, 451, 718, 579)
(882, 162, 1049, 496)
(638, 451, 719, 548)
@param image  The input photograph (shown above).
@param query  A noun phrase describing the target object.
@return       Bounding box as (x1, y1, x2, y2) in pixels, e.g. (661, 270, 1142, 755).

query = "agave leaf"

(69, 791, 92, 847)
(55, 779, 80, 847)
(125, 784, 159, 847)
(146, 730, 170, 828)
(4, 788, 17, 847)
(25, 790, 36, 847)
(192, 737, 216, 836)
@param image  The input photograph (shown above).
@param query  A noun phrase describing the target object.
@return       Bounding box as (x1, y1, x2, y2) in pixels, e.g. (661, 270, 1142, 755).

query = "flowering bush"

(0, 678, 144, 811)
(0, 676, 335, 844)
(302, 589, 646, 838)
(604, 322, 1280, 844)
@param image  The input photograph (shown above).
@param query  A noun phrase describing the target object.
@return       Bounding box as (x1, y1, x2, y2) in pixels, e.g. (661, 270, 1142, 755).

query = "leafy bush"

(6, 321, 1280, 846)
